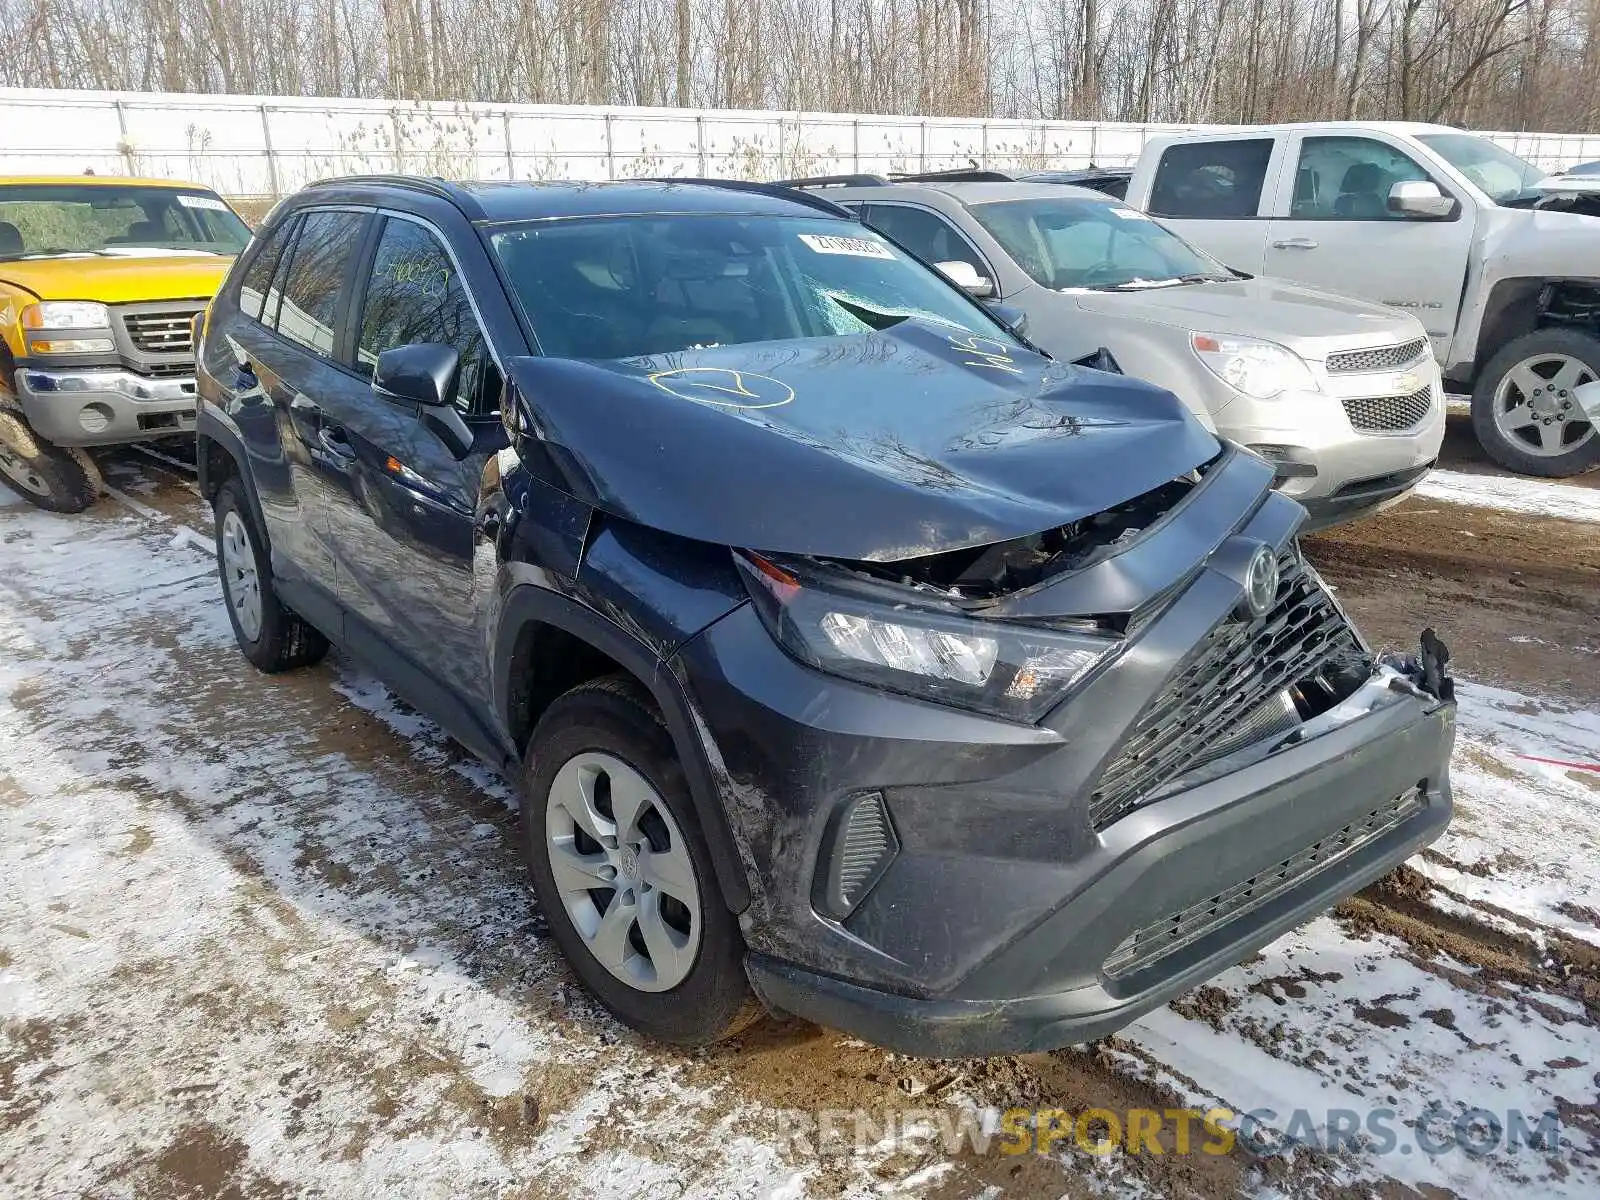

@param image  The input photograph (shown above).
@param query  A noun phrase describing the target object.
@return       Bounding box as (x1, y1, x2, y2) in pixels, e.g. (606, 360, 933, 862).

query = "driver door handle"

(1272, 237, 1319, 250)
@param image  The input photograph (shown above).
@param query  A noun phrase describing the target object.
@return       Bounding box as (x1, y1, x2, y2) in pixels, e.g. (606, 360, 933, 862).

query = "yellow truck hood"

(0, 255, 232, 303)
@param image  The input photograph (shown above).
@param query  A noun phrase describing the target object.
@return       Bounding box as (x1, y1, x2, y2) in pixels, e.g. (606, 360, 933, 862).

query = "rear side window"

(355, 217, 498, 414)
(1149, 139, 1274, 218)
(273, 210, 366, 357)
(238, 220, 296, 321)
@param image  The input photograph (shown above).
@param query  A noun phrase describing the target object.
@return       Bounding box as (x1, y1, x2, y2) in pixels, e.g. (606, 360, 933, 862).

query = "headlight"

(21, 302, 112, 330)
(1191, 333, 1316, 399)
(736, 553, 1116, 722)
(21, 302, 114, 355)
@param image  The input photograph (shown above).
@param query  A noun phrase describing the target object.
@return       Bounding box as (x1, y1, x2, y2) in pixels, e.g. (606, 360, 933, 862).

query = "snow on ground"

(2, 465, 1599, 1198)
(1415, 468, 1600, 524)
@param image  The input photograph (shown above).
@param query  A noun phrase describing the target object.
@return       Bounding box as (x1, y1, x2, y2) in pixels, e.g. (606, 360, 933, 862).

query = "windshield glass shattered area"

(0, 184, 251, 260)
(1416, 134, 1546, 205)
(969, 196, 1231, 291)
(489, 214, 1010, 359)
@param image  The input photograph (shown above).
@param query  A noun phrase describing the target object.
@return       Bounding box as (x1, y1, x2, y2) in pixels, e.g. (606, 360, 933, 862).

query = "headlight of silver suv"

(736, 552, 1117, 722)
(1190, 332, 1316, 399)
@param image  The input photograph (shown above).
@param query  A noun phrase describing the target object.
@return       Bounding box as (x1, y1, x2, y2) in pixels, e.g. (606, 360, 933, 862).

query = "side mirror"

(373, 343, 473, 460)
(1388, 180, 1456, 220)
(935, 259, 995, 298)
(374, 343, 460, 407)
(986, 302, 1029, 338)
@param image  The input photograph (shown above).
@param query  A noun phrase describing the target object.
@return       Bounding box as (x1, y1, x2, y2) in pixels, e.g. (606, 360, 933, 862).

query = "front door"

(1263, 133, 1476, 355)
(317, 213, 507, 739)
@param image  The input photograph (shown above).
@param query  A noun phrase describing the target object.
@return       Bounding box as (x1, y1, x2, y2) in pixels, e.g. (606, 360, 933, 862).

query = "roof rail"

(303, 173, 488, 219)
(645, 177, 858, 218)
(769, 174, 892, 188)
(888, 168, 1020, 183)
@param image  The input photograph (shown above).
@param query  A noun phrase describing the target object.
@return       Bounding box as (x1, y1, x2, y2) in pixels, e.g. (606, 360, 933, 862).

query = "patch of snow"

(1415, 469, 1600, 524)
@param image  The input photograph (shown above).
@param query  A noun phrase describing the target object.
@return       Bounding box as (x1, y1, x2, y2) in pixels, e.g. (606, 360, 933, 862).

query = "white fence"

(4, 87, 1599, 199)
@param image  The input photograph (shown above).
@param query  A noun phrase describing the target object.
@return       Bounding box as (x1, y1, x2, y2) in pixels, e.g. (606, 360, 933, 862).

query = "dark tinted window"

(865, 205, 986, 278)
(356, 218, 497, 414)
(1149, 139, 1274, 218)
(274, 210, 365, 357)
(238, 220, 296, 321)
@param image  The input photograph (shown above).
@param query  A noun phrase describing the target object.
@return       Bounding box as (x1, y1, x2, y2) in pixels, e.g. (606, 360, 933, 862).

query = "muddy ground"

(2, 421, 1599, 1199)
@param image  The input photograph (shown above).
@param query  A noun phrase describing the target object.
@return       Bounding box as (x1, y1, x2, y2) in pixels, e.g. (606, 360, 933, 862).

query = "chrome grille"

(1342, 387, 1434, 433)
(1088, 554, 1367, 830)
(1103, 785, 1425, 978)
(1325, 338, 1428, 374)
(119, 309, 196, 354)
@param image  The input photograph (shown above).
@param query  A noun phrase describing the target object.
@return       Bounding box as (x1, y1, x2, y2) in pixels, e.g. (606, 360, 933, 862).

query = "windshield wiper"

(827, 293, 911, 330)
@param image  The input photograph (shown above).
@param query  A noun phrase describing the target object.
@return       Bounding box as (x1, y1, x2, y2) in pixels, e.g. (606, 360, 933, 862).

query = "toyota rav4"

(195, 176, 1455, 1056)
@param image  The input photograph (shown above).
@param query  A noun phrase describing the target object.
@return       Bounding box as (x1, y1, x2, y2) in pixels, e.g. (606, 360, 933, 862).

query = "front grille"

(129, 361, 195, 380)
(1342, 386, 1434, 433)
(1088, 553, 1367, 829)
(1325, 338, 1428, 374)
(1103, 785, 1425, 979)
(119, 309, 196, 354)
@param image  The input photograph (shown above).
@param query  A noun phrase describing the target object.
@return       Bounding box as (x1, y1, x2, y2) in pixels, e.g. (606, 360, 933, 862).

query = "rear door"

(222, 207, 371, 614)
(1262, 132, 1474, 354)
(1141, 135, 1283, 274)
(319, 212, 508, 738)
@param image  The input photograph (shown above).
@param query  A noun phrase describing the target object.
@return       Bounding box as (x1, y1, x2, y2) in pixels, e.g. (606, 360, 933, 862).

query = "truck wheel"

(1473, 329, 1600, 476)
(0, 412, 100, 513)
(213, 477, 330, 672)
(523, 675, 761, 1046)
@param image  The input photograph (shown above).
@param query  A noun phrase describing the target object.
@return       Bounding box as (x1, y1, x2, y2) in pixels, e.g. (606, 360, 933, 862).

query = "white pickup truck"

(1122, 121, 1600, 476)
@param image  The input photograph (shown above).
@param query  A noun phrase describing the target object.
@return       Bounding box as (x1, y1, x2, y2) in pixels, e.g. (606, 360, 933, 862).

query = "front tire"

(1472, 329, 1600, 477)
(213, 477, 329, 672)
(0, 412, 100, 513)
(523, 675, 759, 1045)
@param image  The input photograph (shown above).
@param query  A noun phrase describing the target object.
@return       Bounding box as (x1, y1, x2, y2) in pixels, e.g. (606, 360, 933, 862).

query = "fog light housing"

(79, 403, 115, 434)
(1247, 443, 1319, 481)
(817, 791, 898, 919)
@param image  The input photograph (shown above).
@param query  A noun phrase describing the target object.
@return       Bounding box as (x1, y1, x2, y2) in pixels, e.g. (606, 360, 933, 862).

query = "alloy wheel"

(1492, 352, 1599, 457)
(544, 750, 701, 993)
(0, 438, 50, 497)
(220, 509, 263, 641)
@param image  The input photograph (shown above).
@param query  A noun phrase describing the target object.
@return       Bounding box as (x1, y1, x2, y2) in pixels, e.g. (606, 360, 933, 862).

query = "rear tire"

(213, 476, 329, 672)
(1472, 329, 1600, 477)
(0, 413, 99, 513)
(522, 674, 760, 1046)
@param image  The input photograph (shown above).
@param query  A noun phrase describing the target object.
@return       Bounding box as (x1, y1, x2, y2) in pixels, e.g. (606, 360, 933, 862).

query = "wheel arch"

(1474, 277, 1600, 381)
(196, 413, 271, 555)
(494, 584, 753, 914)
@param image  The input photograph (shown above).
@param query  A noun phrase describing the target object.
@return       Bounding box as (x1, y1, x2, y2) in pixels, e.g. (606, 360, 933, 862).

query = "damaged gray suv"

(196, 176, 1455, 1056)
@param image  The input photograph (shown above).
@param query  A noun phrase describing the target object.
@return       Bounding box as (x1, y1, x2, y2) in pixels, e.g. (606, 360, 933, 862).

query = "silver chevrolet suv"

(780, 173, 1445, 529)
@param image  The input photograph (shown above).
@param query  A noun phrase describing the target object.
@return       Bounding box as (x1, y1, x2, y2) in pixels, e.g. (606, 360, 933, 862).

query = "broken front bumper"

(14, 366, 197, 447)
(742, 687, 1453, 1058)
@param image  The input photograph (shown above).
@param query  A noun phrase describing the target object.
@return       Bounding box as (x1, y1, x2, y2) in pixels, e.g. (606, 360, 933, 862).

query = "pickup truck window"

(0, 183, 250, 260)
(969, 197, 1229, 291)
(1291, 137, 1432, 220)
(1415, 133, 1545, 206)
(1148, 139, 1273, 219)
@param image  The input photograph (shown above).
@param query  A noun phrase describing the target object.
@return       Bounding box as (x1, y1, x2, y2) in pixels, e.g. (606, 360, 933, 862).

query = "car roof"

(0, 174, 217, 191)
(303, 176, 849, 223)
(796, 179, 1121, 206)
(1149, 120, 1466, 142)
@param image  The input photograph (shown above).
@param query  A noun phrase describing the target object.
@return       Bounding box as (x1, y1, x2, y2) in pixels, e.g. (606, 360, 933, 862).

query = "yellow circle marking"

(648, 367, 795, 410)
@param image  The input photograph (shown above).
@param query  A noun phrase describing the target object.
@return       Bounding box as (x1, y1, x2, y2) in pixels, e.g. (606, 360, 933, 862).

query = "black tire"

(212, 476, 330, 672)
(1472, 328, 1600, 477)
(0, 412, 99, 513)
(522, 674, 761, 1046)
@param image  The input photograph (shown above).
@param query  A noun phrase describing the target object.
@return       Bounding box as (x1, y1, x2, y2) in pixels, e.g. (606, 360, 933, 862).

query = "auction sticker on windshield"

(175, 194, 230, 210)
(798, 234, 896, 259)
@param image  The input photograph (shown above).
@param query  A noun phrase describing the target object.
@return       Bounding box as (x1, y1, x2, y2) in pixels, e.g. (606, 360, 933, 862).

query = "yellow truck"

(0, 175, 250, 511)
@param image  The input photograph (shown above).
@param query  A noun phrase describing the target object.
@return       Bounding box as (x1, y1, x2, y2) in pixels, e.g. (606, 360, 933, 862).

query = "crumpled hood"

(1068, 276, 1414, 348)
(506, 320, 1221, 561)
(0, 255, 231, 303)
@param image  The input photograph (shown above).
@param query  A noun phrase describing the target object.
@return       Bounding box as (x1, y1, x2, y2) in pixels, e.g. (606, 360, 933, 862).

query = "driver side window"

(1292, 136, 1434, 221)
(355, 217, 498, 414)
(864, 204, 987, 281)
